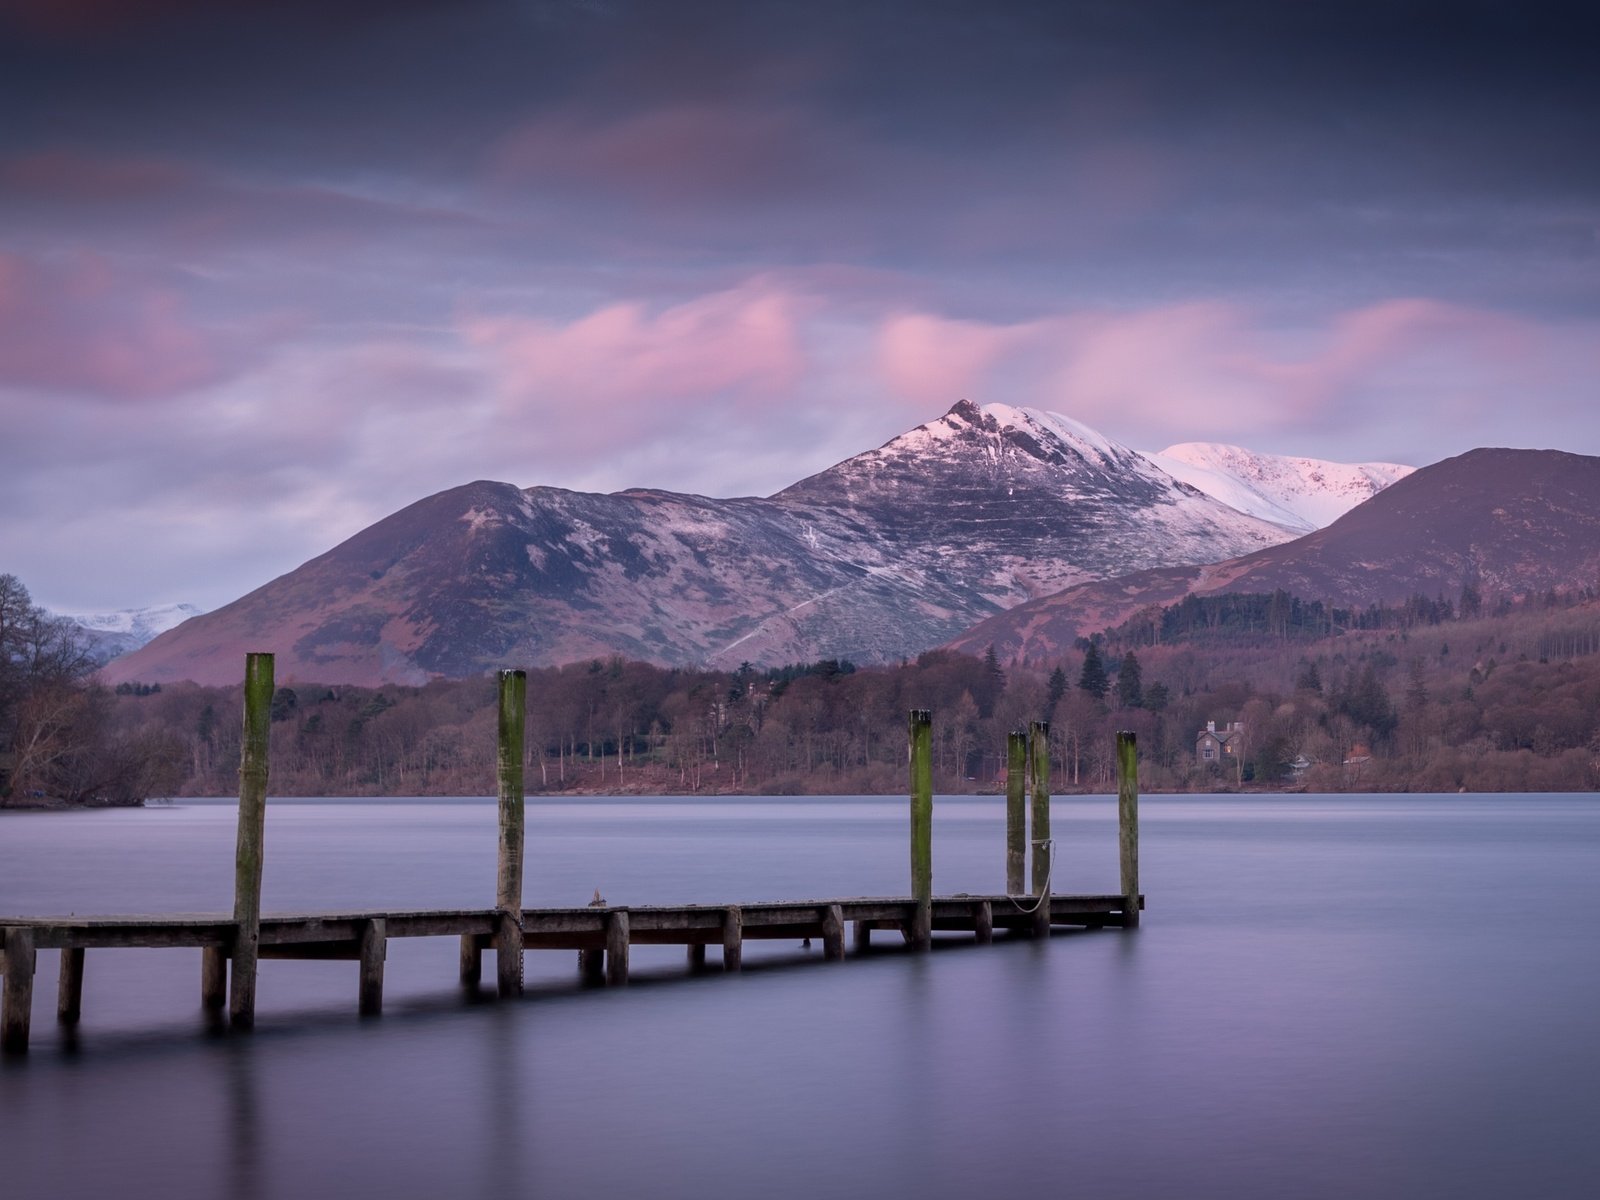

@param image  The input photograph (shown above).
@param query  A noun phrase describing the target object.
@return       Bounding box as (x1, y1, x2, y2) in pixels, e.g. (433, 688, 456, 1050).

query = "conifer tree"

(1077, 642, 1109, 701)
(1117, 650, 1144, 709)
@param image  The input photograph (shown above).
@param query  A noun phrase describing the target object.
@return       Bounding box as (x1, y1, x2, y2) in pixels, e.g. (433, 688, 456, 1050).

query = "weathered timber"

(853, 920, 871, 952)
(460, 933, 482, 988)
(56, 947, 84, 1025)
(202, 946, 227, 1009)
(1118, 730, 1141, 930)
(974, 900, 993, 945)
(230, 651, 273, 1030)
(3, 926, 36, 1054)
(1030, 720, 1052, 939)
(687, 942, 707, 970)
(496, 669, 526, 998)
(605, 910, 630, 986)
(909, 709, 933, 952)
(822, 905, 845, 961)
(358, 918, 386, 1016)
(722, 906, 743, 972)
(1006, 729, 1027, 894)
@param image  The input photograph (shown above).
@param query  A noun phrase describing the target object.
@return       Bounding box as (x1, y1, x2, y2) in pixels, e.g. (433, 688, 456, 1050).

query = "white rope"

(1006, 838, 1055, 913)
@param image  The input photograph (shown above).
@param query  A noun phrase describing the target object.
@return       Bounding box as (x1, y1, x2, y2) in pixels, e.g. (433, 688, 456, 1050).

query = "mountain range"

(56, 602, 205, 664)
(104, 401, 1412, 687)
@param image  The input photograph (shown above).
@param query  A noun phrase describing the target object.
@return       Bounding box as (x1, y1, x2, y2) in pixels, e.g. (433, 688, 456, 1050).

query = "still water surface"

(2, 794, 1598, 1199)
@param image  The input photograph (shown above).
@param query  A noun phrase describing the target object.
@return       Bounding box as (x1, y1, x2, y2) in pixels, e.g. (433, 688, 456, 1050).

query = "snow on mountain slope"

(1141, 443, 1414, 533)
(58, 603, 205, 663)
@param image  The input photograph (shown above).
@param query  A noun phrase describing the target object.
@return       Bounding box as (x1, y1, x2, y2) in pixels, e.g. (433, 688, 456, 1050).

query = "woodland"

(11, 581, 1595, 803)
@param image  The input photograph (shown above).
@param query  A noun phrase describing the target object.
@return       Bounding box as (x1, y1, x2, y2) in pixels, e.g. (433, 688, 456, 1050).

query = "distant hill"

(56, 603, 204, 664)
(948, 448, 1600, 662)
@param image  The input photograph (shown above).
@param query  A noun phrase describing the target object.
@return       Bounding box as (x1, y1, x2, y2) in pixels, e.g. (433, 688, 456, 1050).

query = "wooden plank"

(57, 947, 85, 1025)
(605, 910, 629, 987)
(721, 906, 742, 973)
(358, 918, 385, 1016)
(259, 942, 361, 961)
(2, 926, 36, 1054)
(202, 945, 228, 1010)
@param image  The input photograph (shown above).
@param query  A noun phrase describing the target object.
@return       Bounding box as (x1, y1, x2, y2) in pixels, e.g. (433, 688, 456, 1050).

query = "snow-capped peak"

(978, 402, 1124, 467)
(1141, 443, 1414, 532)
(62, 602, 205, 640)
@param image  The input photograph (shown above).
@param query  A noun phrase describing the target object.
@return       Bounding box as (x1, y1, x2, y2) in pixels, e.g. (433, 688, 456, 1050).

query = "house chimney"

(1207, 720, 1216, 732)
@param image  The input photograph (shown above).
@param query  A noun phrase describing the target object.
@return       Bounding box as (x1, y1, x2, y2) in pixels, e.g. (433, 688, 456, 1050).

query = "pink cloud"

(0, 250, 225, 399)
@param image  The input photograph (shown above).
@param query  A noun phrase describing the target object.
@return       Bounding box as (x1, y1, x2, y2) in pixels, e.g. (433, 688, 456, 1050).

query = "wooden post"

(687, 942, 707, 970)
(1006, 730, 1027, 894)
(496, 669, 526, 998)
(202, 946, 228, 1010)
(853, 920, 871, 952)
(974, 900, 994, 945)
(2, 926, 36, 1054)
(1030, 720, 1051, 939)
(579, 946, 604, 984)
(822, 904, 845, 961)
(459, 934, 482, 989)
(230, 651, 273, 1029)
(358, 918, 386, 1016)
(605, 910, 630, 987)
(909, 709, 933, 952)
(1117, 730, 1141, 929)
(57, 947, 84, 1025)
(721, 906, 743, 972)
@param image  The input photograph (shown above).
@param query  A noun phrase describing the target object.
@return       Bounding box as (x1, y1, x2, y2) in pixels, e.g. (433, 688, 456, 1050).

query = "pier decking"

(2, 658, 1145, 1054)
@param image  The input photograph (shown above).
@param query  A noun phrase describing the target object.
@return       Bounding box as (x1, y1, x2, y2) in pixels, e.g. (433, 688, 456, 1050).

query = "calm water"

(3, 794, 1599, 1200)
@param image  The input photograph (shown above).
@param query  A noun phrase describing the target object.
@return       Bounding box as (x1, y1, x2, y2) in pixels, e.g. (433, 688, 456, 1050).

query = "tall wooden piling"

(229, 651, 273, 1029)
(1029, 720, 1051, 938)
(1117, 730, 1140, 929)
(496, 669, 526, 998)
(908, 709, 933, 952)
(2, 926, 35, 1054)
(1006, 730, 1026, 894)
(57, 947, 84, 1025)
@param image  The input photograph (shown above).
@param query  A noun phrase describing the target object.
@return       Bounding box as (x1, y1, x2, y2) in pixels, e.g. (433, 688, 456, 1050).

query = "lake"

(3, 794, 1599, 1199)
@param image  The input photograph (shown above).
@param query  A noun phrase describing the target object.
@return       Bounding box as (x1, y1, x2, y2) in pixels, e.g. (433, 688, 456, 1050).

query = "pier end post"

(229, 651, 273, 1029)
(1029, 720, 1051, 939)
(909, 709, 933, 951)
(1117, 730, 1140, 929)
(1006, 730, 1027, 894)
(495, 669, 527, 998)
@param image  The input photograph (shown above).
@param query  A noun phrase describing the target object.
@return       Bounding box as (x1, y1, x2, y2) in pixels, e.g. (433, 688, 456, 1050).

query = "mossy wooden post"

(909, 709, 933, 952)
(2, 926, 35, 1054)
(496, 669, 526, 998)
(230, 651, 273, 1029)
(1005, 730, 1026, 894)
(1117, 730, 1141, 929)
(57, 947, 85, 1025)
(1029, 720, 1051, 939)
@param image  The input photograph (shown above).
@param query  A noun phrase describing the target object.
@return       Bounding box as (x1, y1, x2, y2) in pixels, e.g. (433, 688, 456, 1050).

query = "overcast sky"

(3, 0, 1598, 611)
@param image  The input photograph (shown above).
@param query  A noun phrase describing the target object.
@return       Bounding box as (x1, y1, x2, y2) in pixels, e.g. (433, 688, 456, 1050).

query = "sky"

(2, 0, 1598, 612)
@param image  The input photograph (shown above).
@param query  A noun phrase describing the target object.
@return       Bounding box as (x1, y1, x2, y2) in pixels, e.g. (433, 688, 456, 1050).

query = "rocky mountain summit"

(102, 402, 1412, 686)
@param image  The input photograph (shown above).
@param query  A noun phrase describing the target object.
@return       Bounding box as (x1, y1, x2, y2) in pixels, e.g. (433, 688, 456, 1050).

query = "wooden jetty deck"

(2, 659, 1145, 1054)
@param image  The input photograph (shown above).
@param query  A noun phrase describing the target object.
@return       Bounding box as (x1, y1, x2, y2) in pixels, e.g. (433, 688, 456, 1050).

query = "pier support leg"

(909, 709, 933, 952)
(1006, 730, 1027, 894)
(822, 905, 845, 961)
(721, 906, 743, 973)
(230, 651, 273, 1030)
(495, 669, 527, 998)
(687, 943, 707, 971)
(1117, 730, 1141, 930)
(358, 919, 386, 1016)
(202, 946, 228, 1010)
(57, 947, 84, 1025)
(495, 911, 523, 999)
(1030, 720, 1052, 940)
(459, 934, 481, 989)
(853, 921, 871, 953)
(605, 911, 630, 987)
(579, 946, 604, 985)
(2, 927, 36, 1054)
(974, 901, 993, 945)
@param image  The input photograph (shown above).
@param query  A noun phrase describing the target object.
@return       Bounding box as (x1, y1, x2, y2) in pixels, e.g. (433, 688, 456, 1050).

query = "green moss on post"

(1117, 730, 1140, 929)
(1029, 720, 1051, 938)
(1006, 730, 1026, 894)
(908, 709, 933, 951)
(230, 651, 273, 1029)
(496, 669, 526, 998)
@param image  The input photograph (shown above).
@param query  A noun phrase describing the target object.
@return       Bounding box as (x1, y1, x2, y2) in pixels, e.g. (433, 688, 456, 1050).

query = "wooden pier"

(2, 655, 1144, 1055)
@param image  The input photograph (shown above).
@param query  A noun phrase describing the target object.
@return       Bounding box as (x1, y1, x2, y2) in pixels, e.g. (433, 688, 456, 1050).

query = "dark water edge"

(3, 794, 1600, 1200)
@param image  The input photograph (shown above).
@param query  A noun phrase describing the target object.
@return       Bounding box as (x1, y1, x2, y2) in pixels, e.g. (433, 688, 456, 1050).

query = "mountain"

(947, 447, 1600, 662)
(103, 401, 1301, 686)
(57, 603, 205, 664)
(1140, 443, 1414, 533)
